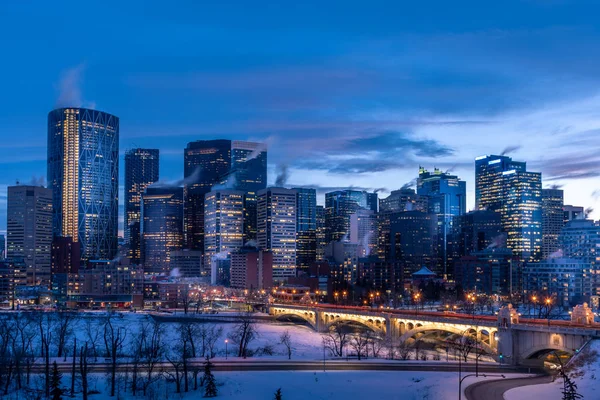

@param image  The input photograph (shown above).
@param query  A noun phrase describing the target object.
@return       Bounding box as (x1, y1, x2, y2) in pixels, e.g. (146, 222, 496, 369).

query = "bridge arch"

(398, 324, 497, 353)
(321, 312, 387, 334)
(520, 344, 576, 360)
(270, 307, 317, 330)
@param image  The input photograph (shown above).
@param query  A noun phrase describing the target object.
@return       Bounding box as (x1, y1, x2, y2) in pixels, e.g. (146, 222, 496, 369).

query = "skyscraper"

(564, 205, 585, 224)
(47, 108, 119, 262)
(7, 185, 53, 286)
(125, 148, 159, 264)
(453, 210, 505, 257)
(183, 140, 267, 250)
(350, 209, 378, 258)
(315, 205, 327, 261)
(204, 190, 245, 284)
(257, 188, 297, 280)
(141, 187, 184, 275)
(541, 188, 564, 259)
(417, 167, 467, 276)
(293, 188, 317, 271)
(325, 190, 375, 243)
(475, 155, 542, 261)
(231, 141, 267, 242)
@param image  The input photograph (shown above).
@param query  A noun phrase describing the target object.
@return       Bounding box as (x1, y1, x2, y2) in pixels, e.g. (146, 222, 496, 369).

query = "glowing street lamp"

(225, 339, 229, 360)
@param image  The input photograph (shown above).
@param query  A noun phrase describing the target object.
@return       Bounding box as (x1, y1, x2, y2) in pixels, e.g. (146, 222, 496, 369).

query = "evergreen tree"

(562, 374, 583, 400)
(274, 388, 283, 400)
(50, 361, 64, 400)
(203, 356, 217, 398)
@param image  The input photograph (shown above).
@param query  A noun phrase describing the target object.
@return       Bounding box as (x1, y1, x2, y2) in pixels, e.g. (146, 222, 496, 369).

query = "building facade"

(325, 190, 375, 243)
(523, 258, 588, 306)
(350, 209, 378, 258)
(257, 188, 297, 280)
(541, 188, 564, 259)
(204, 190, 245, 284)
(141, 187, 184, 275)
(294, 188, 317, 271)
(47, 108, 119, 262)
(417, 167, 467, 276)
(475, 155, 542, 262)
(230, 248, 274, 290)
(124, 148, 159, 264)
(7, 185, 53, 286)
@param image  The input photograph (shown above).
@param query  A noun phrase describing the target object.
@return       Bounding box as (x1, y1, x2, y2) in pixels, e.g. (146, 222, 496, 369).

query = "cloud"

(55, 64, 85, 108)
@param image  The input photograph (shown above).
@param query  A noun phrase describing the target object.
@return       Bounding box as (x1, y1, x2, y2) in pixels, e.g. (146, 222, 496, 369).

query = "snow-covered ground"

(506, 339, 600, 400)
(11, 370, 523, 400)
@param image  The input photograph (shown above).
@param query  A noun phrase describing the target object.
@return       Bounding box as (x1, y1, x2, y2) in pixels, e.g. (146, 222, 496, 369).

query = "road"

(28, 359, 534, 374)
(465, 374, 553, 400)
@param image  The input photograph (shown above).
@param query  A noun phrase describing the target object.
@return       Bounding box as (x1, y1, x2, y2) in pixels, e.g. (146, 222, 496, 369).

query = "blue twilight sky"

(1, 0, 600, 234)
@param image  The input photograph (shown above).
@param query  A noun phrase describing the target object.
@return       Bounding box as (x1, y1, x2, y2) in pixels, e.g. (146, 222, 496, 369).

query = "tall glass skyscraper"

(47, 108, 119, 263)
(257, 188, 297, 280)
(325, 190, 375, 243)
(542, 188, 564, 259)
(417, 167, 466, 276)
(293, 188, 317, 271)
(204, 190, 245, 284)
(125, 148, 159, 264)
(475, 155, 542, 261)
(141, 187, 184, 275)
(183, 140, 267, 250)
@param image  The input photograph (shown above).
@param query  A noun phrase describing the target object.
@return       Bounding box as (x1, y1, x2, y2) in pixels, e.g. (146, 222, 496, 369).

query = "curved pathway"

(465, 374, 553, 400)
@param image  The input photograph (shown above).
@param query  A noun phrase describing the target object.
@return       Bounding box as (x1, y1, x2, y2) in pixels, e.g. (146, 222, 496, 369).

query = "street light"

(225, 339, 228, 360)
(531, 295, 538, 317)
(545, 298, 552, 327)
(458, 373, 505, 400)
(414, 293, 421, 316)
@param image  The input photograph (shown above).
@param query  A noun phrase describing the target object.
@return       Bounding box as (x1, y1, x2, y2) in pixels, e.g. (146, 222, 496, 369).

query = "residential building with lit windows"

(204, 190, 245, 284)
(124, 148, 159, 264)
(230, 247, 274, 290)
(47, 108, 119, 263)
(7, 185, 53, 287)
(316, 205, 327, 261)
(417, 167, 466, 276)
(452, 210, 505, 258)
(475, 155, 542, 262)
(541, 188, 564, 259)
(141, 187, 184, 275)
(257, 187, 297, 280)
(523, 258, 588, 307)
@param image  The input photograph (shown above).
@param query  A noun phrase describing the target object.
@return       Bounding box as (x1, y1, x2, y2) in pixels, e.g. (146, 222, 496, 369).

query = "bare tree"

(366, 331, 384, 359)
(205, 325, 224, 359)
(321, 322, 349, 357)
(180, 286, 192, 315)
(79, 342, 91, 400)
(397, 340, 411, 360)
(103, 314, 127, 397)
(452, 333, 476, 362)
(138, 319, 165, 397)
(349, 333, 369, 360)
(166, 322, 194, 393)
(228, 314, 257, 358)
(279, 330, 293, 360)
(55, 311, 76, 358)
(35, 311, 55, 397)
(83, 318, 102, 361)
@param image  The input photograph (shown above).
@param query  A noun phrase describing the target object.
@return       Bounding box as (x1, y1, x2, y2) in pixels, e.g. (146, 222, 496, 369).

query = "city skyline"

(1, 1, 600, 236)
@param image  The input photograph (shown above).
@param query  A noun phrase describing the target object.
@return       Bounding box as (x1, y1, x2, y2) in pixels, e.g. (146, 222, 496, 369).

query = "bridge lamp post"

(531, 295, 537, 318)
(545, 298, 552, 327)
(225, 339, 228, 360)
(334, 292, 339, 304)
(414, 293, 421, 316)
(342, 291, 347, 305)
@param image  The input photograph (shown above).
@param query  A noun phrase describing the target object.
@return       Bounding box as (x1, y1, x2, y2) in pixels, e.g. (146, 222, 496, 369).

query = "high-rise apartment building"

(124, 148, 159, 264)
(257, 188, 297, 280)
(204, 190, 245, 284)
(293, 188, 317, 271)
(141, 187, 184, 275)
(183, 140, 267, 250)
(541, 188, 564, 259)
(230, 247, 274, 290)
(475, 155, 542, 261)
(7, 185, 53, 286)
(379, 188, 428, 214)
(417, 167, 466, 276)
(47, 108, 119, 262)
